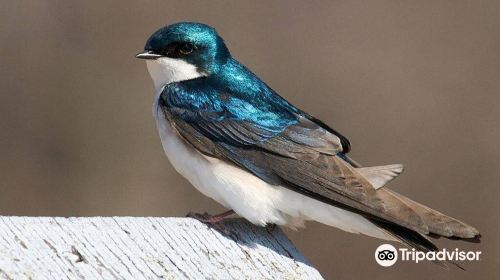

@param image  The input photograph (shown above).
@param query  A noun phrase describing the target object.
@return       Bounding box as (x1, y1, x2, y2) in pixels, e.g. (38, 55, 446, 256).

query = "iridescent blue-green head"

(136, 22, 231, 88)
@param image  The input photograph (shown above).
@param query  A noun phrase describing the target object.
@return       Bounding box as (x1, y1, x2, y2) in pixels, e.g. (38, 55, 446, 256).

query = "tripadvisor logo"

(375, 244, 398, 267)
(375, 244, 481, 267)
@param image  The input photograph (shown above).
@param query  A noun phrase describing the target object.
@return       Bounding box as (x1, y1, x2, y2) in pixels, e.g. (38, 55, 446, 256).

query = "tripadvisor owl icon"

(375, 244, 398, 267)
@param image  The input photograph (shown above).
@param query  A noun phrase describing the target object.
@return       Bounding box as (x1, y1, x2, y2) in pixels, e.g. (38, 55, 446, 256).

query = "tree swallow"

(136, 22, 480, 256)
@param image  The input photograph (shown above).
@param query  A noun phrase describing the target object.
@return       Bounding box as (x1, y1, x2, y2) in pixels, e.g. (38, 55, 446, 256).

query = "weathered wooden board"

(0, 217, 323, 279)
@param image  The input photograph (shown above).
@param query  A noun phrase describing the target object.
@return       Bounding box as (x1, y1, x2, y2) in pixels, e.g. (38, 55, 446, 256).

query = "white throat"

(146, 57, 206, 90)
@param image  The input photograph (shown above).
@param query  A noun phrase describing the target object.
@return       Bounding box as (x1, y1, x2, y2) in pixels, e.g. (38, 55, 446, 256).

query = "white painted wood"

(0, 217, 323, 280)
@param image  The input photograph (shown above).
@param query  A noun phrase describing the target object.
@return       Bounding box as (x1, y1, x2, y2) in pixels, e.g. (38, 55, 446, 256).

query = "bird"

(136, 22, 480, 259)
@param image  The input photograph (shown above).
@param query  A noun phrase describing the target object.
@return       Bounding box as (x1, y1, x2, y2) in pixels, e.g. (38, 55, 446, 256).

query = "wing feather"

(158, 81, 431, 234)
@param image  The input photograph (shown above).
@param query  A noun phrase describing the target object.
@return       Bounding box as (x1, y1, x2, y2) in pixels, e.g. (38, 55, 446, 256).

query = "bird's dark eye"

(179, 43, 194, 55)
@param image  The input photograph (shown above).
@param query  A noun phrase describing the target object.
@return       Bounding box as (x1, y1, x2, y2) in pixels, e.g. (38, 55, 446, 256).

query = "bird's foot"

(186, 210, 236, 237)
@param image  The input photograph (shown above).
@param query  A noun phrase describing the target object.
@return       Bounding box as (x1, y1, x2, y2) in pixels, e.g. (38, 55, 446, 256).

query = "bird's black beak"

(135, 51, 163, 60)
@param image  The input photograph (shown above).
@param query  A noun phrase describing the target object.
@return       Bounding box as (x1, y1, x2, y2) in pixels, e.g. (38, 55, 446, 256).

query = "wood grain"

(0, 217, 323, 279)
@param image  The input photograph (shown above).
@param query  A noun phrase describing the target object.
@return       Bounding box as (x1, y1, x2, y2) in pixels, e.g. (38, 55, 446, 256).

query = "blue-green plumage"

(136, 22, 481, 253)
(145, 22, 230, 73)
(160, 59, 298, 140)
(142, 22, 350, 152)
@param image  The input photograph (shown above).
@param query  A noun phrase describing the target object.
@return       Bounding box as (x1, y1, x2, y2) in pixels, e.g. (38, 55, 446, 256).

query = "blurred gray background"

(1, 1, 499, 279)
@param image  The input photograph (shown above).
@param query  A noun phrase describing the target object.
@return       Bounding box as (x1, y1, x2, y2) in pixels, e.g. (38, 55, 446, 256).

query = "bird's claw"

(186, 211, 236, 238)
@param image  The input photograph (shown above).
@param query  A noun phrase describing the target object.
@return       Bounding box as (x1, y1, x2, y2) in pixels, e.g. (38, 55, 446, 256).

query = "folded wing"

(160, 79, 479, 240)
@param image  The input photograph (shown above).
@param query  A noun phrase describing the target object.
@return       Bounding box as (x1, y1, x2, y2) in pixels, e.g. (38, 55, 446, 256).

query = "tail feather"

(348, 159, 479, 269)
(349, 161, 480, 240)
(384, 189, 480, 240)
(369, 189, 480, 270)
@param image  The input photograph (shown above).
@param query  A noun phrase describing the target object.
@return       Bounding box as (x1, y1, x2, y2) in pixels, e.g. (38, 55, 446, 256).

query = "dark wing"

(160, 79, 479, 239)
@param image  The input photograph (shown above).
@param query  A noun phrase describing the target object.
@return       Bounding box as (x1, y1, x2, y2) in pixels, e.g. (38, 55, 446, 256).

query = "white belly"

(153, 100, 393, 241)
